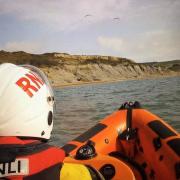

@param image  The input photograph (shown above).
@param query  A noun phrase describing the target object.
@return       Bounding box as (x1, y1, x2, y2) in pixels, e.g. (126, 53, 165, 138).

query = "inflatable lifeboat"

(62, 102, 180, 180)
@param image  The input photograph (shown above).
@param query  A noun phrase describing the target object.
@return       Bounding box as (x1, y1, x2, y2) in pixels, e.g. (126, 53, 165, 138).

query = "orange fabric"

(64, 109, 179, 180)
(0, 137, 65, 179)
(0, 136, 37, 145)
(26, 147, 65, 175)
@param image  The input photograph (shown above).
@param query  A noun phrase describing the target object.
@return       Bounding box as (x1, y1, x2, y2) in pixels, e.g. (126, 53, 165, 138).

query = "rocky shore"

(0, 50, 179, 87)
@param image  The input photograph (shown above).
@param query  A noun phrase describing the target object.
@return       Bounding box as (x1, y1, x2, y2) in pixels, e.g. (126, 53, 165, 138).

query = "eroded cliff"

(0, 51, 179, 86)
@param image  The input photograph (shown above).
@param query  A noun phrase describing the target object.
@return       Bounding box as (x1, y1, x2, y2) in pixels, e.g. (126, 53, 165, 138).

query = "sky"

(0, 0, 180, 62)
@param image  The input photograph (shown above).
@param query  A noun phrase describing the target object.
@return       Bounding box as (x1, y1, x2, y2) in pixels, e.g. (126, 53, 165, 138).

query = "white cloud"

(2, 41, 42, 53)
(0, 0, 130, 31)
(97, 30, 180, 62)
(0, 0, 179, 61)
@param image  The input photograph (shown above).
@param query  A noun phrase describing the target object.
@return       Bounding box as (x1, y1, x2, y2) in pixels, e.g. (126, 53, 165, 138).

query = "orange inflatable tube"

(63, 102, 179, 180)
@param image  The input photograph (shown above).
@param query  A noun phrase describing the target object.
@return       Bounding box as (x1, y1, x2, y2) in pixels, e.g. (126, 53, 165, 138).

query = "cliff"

(0, 50, 179, 86)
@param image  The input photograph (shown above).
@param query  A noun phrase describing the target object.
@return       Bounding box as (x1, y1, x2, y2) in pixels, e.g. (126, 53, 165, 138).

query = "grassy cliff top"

(0, 50, 179, 70)
(0, 50, 135, 67)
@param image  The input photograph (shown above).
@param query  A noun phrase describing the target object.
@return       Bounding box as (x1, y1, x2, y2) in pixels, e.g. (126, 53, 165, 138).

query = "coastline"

(1, 51, 179, 88)
(53, 73, 180, 89)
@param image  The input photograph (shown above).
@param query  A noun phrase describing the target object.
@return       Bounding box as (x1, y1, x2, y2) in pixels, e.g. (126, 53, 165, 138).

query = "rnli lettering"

(0, 159, 29, 178)
(16, 72, 44, 97)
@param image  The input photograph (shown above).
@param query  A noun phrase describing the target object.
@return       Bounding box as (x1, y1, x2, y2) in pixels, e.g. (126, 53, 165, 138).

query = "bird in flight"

(84, 14, 92, 18)
(113, 17, 120, 20)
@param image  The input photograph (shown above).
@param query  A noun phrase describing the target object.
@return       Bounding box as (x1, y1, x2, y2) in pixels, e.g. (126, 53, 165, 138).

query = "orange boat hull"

(63, 104, 179, 180)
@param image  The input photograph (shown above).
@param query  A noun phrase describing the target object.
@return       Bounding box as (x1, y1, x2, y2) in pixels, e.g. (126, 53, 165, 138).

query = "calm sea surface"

(50, 76, 180, 146)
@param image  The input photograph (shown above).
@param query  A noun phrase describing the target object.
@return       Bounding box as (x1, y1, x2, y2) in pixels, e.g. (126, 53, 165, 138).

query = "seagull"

(84, 14, 92, 18)
(113, 17, 120, 20)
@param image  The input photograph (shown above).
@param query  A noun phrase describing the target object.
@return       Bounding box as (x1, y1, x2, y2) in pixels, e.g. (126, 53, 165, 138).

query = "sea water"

(51, 76, 180, 146)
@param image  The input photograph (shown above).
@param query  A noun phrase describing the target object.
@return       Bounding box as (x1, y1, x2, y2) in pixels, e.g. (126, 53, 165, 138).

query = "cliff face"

(40, 53, 180, 86)
(0, 51, 179, 86)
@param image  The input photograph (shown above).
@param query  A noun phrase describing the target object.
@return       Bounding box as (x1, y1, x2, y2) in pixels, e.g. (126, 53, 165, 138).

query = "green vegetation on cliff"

(0, 50, 136, 67)
(1, 50, 179, 70)
(0, 50, 59, 67)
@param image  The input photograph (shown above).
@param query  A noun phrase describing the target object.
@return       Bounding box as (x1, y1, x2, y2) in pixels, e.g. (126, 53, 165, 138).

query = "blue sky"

(0, 0, 179, 62)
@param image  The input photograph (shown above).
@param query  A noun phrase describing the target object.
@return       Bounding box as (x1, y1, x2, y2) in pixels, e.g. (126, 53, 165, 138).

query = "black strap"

(119, 107, 137, 141)
(0, 142, 50, 163)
